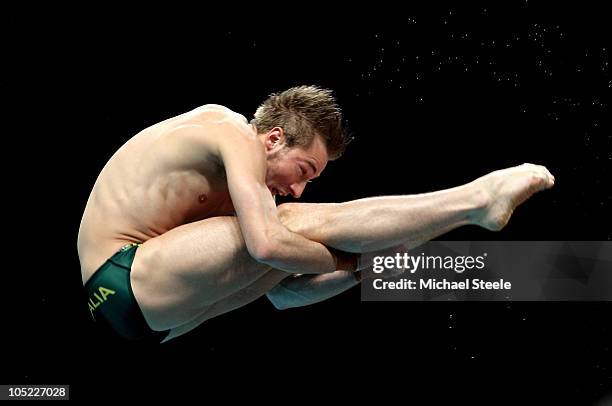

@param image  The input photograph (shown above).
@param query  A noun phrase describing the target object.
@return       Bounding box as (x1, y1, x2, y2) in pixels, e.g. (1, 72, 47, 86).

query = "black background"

(5, 2, 611, 403)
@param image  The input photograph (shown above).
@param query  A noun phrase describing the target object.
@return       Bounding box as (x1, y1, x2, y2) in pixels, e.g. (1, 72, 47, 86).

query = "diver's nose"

(289, 181, 307, 198)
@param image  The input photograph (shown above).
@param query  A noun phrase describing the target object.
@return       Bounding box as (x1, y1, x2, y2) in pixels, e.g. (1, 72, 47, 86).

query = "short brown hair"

(252, 85, 351, 160)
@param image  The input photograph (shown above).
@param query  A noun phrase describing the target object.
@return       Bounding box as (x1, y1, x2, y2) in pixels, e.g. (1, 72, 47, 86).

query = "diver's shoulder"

(189, 104, 248, 124)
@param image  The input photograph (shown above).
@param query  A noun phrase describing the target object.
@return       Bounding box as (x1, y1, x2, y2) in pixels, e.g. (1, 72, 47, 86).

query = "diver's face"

(263, 128, 328, 198)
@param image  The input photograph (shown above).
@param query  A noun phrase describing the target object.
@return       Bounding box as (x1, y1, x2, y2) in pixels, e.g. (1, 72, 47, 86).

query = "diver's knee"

(277, 203, 297, 224)
(277, 203, 309, 234)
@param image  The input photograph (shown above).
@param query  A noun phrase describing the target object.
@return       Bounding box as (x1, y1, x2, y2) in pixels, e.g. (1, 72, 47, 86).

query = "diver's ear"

(264, 127, 286, 151)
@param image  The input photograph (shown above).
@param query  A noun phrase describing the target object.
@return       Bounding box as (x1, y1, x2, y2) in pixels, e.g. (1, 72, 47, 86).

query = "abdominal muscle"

(77, 107, 236, 284)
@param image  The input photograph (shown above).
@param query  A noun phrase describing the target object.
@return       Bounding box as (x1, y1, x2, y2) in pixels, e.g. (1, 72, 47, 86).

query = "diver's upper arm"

(215, 123, 284, 261)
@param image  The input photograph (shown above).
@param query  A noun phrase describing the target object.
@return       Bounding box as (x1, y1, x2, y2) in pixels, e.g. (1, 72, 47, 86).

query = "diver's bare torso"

(78, 105, 248, 284)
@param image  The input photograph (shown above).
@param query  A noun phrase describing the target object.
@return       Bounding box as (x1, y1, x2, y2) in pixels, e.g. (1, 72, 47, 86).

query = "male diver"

(78, 86, 555, 343)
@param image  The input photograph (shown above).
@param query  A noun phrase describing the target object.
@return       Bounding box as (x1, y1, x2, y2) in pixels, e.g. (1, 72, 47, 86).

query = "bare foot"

(470, 163, 555, 231)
